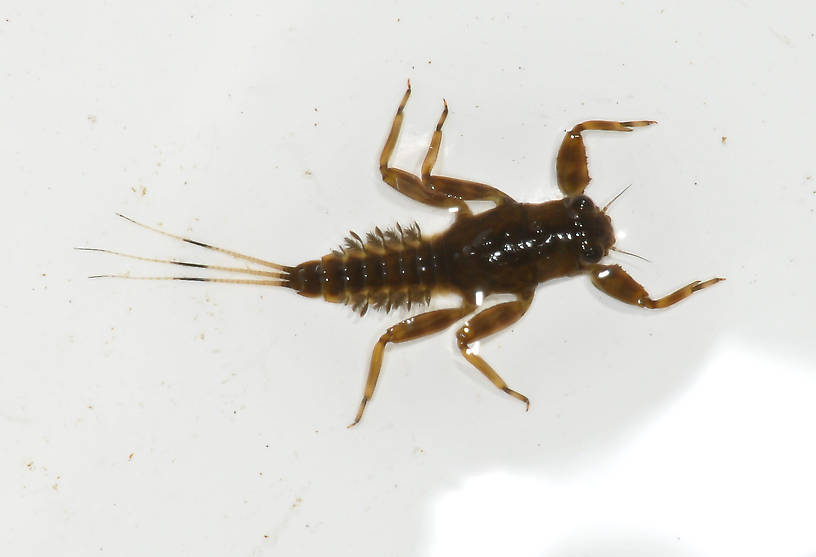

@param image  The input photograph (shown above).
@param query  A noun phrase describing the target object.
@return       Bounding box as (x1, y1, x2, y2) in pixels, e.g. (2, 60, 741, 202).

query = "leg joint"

(455, 331, 472, 353)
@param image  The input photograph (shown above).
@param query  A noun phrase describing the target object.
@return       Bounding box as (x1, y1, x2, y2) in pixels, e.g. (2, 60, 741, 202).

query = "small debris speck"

(304, 170, 312, 176)
(721, 136, 727, 143)
(128, 453, 134, 461)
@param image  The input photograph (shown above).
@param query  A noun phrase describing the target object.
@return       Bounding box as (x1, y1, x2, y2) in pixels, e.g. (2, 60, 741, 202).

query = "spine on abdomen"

(288, 236, 442, 315)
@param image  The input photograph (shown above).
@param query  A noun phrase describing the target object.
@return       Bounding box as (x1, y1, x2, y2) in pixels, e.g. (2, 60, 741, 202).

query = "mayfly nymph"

(82, 82, 723, 426)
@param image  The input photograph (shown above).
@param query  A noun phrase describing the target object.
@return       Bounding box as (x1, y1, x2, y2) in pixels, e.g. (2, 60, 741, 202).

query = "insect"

(83, 82, 723, 426)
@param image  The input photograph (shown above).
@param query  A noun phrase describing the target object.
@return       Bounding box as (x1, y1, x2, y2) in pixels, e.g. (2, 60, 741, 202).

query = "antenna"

(610, 245, 651, 263)
(602, 185, 632, 214)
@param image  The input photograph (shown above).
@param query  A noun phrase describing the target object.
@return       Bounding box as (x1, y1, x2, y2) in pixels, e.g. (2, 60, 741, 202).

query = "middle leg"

(455, 290, 535, 409)
(420, 100, 515, 214)
(379, 83, 514, 212)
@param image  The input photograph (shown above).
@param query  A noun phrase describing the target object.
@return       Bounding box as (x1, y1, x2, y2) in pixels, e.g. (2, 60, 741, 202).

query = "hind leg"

(557, 120, 656, 196)
(349, 302, 475, 427)
(379, 83, 514, 213)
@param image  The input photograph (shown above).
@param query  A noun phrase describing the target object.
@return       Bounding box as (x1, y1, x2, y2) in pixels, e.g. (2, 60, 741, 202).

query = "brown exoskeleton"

(82, 82, 723, 426)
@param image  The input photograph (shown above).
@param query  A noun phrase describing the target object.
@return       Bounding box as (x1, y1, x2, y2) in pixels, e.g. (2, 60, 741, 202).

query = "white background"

(2, 1, 815, 556)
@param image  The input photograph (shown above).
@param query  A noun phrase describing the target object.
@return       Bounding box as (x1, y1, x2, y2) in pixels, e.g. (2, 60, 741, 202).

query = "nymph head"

(563, 194, 615, 265)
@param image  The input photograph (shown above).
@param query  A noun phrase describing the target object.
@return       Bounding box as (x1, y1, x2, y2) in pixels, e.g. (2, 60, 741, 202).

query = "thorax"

(435, 200, 583, 296)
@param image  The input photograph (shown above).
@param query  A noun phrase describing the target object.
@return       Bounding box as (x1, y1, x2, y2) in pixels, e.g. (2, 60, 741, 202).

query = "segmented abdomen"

(288, 223, 441, 315)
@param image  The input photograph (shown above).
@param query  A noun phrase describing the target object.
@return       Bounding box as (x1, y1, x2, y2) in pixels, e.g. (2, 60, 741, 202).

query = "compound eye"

(580, 242, 603, 263)
(568, 195, 592, 213)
